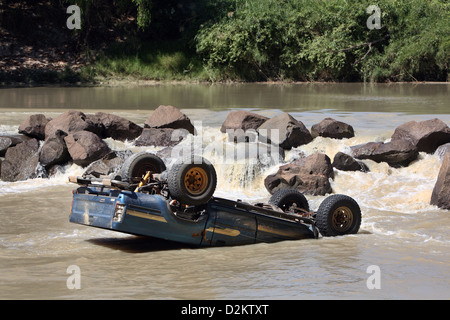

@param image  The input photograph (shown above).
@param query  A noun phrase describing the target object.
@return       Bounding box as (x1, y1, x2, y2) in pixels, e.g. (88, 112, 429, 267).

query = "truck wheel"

(269, 189, 310, 212)
(168, 155, 217, 206)
(315, 194, 361, 237)
(120, 152, 166, 182)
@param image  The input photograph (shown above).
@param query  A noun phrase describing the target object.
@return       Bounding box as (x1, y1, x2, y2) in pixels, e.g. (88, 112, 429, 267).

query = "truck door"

(206, 203, 257, 246)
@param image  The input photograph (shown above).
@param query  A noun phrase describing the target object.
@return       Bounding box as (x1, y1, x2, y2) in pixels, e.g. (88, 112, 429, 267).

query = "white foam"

(0, 163, 85, 196)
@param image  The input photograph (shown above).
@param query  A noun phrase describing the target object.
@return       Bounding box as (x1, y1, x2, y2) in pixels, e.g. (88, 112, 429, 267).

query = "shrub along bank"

(194, 0, 449, 82)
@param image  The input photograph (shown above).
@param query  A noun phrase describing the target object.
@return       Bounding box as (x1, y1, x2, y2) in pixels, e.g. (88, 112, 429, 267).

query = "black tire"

(167, 155, 217, 206)
(269, 189, 310, 212)
(120, 152, 166, 182)
(315, 194, 361, 237)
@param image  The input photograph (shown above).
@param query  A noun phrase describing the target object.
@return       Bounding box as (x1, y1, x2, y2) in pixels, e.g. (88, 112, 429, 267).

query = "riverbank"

(1, 1, 448, 87)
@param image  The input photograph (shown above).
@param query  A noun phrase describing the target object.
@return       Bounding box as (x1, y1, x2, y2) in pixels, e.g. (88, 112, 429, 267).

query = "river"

(0, 83, 449, 300)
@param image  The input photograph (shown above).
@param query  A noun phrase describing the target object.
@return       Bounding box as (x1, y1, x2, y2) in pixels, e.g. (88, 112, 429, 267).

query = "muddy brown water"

(0, 83, 449, 299)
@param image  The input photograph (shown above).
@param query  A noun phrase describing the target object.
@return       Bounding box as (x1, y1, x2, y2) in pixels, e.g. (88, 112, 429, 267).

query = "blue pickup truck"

(69, 152, 362, 247)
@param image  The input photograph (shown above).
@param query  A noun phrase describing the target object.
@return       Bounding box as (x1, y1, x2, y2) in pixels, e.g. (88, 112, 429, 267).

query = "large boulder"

(431, 153, 450, 210)
(257, 112, 313, 150)
(87, 112, 143, 142)
(44, 110, 99, 139)
(391, 118, 450, 153)
(18, 114, 50, 140)
(64, 131, 111, 167)
(0, 139, 40, 182)
(83, 150, 133, 178)
(0, 134, 32, 157)
(351, 140, 419, 167)
(135, 128, 189, 147)
(144, 105, 195, 135)
(39, 130, 70, 169)
(332, 152, 369, 172)
(220, 110, 268, 133)
(264, 153, 334, 196)
(311, 118, 355, 139)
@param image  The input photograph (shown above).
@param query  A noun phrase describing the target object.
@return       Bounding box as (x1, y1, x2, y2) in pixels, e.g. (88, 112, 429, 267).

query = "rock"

(311, 118, 355, 139)
(87, 112, 143, 142)
(391, 118, 450, 153)
(435, 143, 450, 160)
(220, 110, 268, 133)
(351, 140, 419, 167)
(0, 139, 40, 182)
(64, 131, 111, 167)
(83, 150, 133, 178)
(135, 128, 189, 147)
(431, 153, 450, 210)
(44, 110, 99, 139)
(144, 105, 195, 135)
(332, 152, 369, 172)
(219, 141, 285, 167)
(0, 134, 32, 157)
(227, 129, 258, 143)
(18, 114, 50, 140)
(39, 130, 70, 168)
(257, 112, 313, 150)
(264, 153, 334, 196)
(155, 146, 175, 160)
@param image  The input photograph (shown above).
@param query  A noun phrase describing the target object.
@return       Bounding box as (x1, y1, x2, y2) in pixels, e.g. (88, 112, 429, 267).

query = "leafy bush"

(195, 0, 449, 82)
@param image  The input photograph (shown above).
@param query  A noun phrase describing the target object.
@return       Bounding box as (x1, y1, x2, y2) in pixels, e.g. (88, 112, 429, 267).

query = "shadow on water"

(87, 235, 195, 253)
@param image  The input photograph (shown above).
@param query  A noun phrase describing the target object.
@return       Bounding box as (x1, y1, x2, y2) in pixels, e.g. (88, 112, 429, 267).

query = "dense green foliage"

(195, 0, 449, 82)
(2, 0, 447, 83)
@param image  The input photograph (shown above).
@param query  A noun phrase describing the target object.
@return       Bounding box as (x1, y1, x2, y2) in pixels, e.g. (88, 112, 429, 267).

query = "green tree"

(195, 0, 449, 82)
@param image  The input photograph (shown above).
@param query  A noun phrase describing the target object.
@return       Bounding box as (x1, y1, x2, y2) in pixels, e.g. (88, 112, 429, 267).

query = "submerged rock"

(257, 112, 312, 150)
(0, 138, 40, 182)
(351, 140, 419, 167)
(391, 118, 450, 153)
(431, 153, 450, 210)
(264, 153, 334, 196)
(83, 150, 133, 178)
(227, 129, 258, 143)
(135, 128, 189, 147)
(311, 118, 355, 139)
(332, 152, 369, 172)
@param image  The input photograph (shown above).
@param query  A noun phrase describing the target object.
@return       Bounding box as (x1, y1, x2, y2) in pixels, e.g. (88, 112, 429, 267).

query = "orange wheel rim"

(331, 206, 354, 232)
(184, 167, 208, 195)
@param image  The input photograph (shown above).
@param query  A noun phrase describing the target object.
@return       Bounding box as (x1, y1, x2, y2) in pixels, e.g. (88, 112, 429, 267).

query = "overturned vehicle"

(69, 152, 362, 247)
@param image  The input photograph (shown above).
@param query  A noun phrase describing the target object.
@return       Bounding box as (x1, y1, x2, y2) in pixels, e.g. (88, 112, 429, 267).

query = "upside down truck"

(69, 152, 362, 247)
